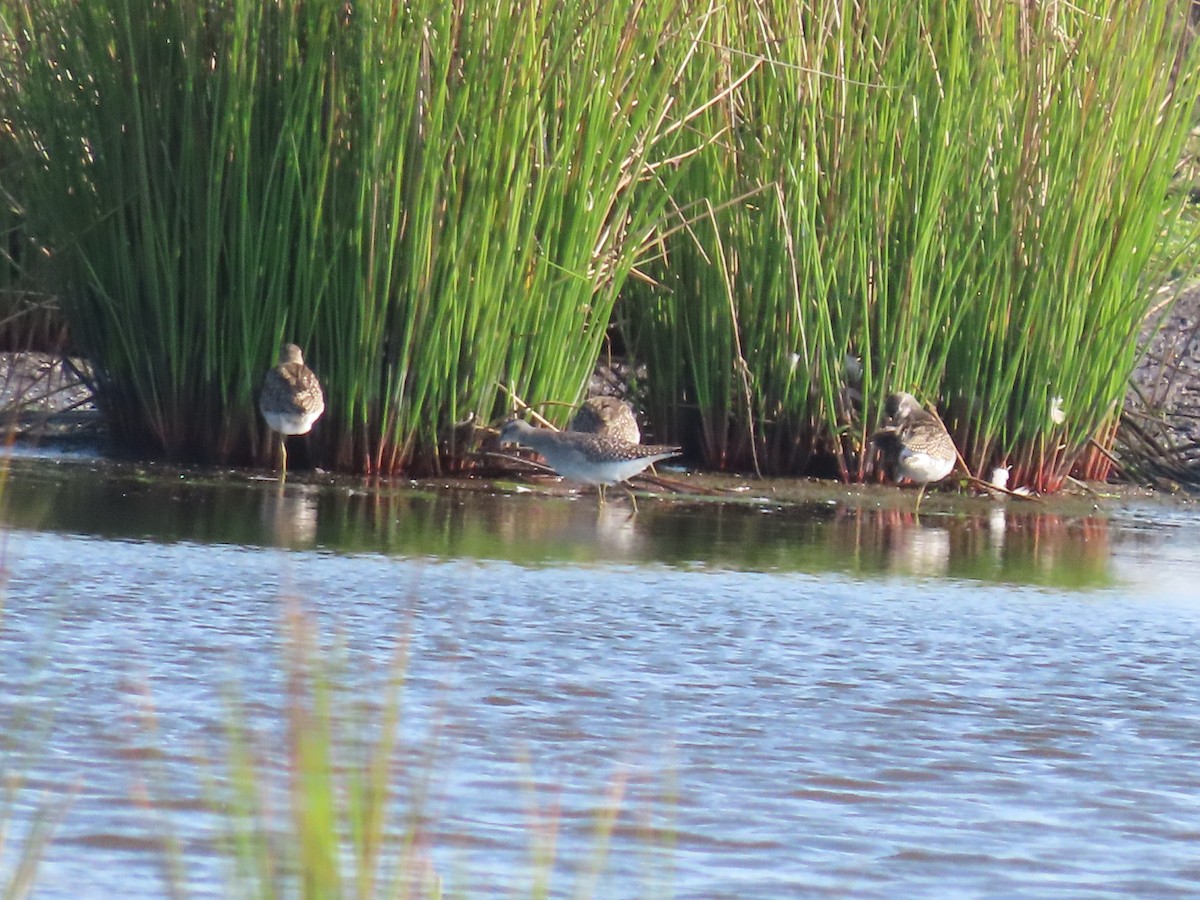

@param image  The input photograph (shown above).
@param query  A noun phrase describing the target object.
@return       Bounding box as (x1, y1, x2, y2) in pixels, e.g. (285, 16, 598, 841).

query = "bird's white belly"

(897, 449, 954, 484)
(263, 409, 322, 436)
(553, 455, 646, 486)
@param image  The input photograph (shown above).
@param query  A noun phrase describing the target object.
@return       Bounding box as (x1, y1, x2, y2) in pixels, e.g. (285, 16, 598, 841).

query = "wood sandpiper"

(260, 343, 325, 479)
(499, 418, 680, 509)
(568, 396, 641, 443)
(871, 391, 956, 511)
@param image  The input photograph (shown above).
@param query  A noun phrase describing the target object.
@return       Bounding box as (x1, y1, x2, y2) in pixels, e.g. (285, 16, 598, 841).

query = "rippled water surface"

(3, 455, 1200, 897)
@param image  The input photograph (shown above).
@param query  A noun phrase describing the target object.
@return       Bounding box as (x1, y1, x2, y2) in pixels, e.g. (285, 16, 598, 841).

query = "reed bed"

(622, 0, 1200, 490)
(0, 170, 62, 352)
(0, 172, 25, 298)
(2, 0, 1198, 488)
(0, 0, 700, 471)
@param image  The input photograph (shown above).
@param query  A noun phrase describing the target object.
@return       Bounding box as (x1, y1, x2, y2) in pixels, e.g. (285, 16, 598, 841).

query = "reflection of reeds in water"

(995, 512, 1112, 586)
(831, 507, 1113, 587)
(302, 485, 671, 563)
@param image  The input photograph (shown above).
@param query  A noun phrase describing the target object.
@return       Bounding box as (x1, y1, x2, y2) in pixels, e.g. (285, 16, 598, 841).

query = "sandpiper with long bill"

(499, 418, 680, 510)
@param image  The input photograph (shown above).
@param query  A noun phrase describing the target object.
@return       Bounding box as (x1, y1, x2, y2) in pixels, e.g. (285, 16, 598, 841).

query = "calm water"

(3, 454, 1200, 897)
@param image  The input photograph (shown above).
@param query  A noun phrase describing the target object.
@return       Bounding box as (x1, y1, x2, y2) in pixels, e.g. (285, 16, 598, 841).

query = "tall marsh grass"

(1, 0, 1197, 488)
(622, 0, 1200, 489)
(0, 172, 61, 353)
(0, 0, 701, 471)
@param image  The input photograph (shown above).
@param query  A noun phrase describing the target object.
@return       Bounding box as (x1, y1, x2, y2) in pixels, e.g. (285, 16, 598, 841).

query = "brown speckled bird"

(259, 343, 325, 479)
(871, 391, 957, 511)
(568, 396, 641, 444)
(499, 418, 679, 511)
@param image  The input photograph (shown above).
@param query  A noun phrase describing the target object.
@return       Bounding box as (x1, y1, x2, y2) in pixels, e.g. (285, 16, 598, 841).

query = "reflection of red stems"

(834, 506, 1113, 583)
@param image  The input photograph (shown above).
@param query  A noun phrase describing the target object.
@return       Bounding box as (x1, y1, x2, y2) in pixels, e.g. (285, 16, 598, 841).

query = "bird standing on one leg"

(499, 418, 680, 512)
(259, 343, 325, 480)
(871, 391, 957, 512)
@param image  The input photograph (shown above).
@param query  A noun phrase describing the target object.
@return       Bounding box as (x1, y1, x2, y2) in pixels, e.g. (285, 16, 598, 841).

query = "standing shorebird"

(499, 418, 680, 510)
(871, 391, 957, 512)
(568, 396, 641, 443)
(259, 343, 325, 480)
